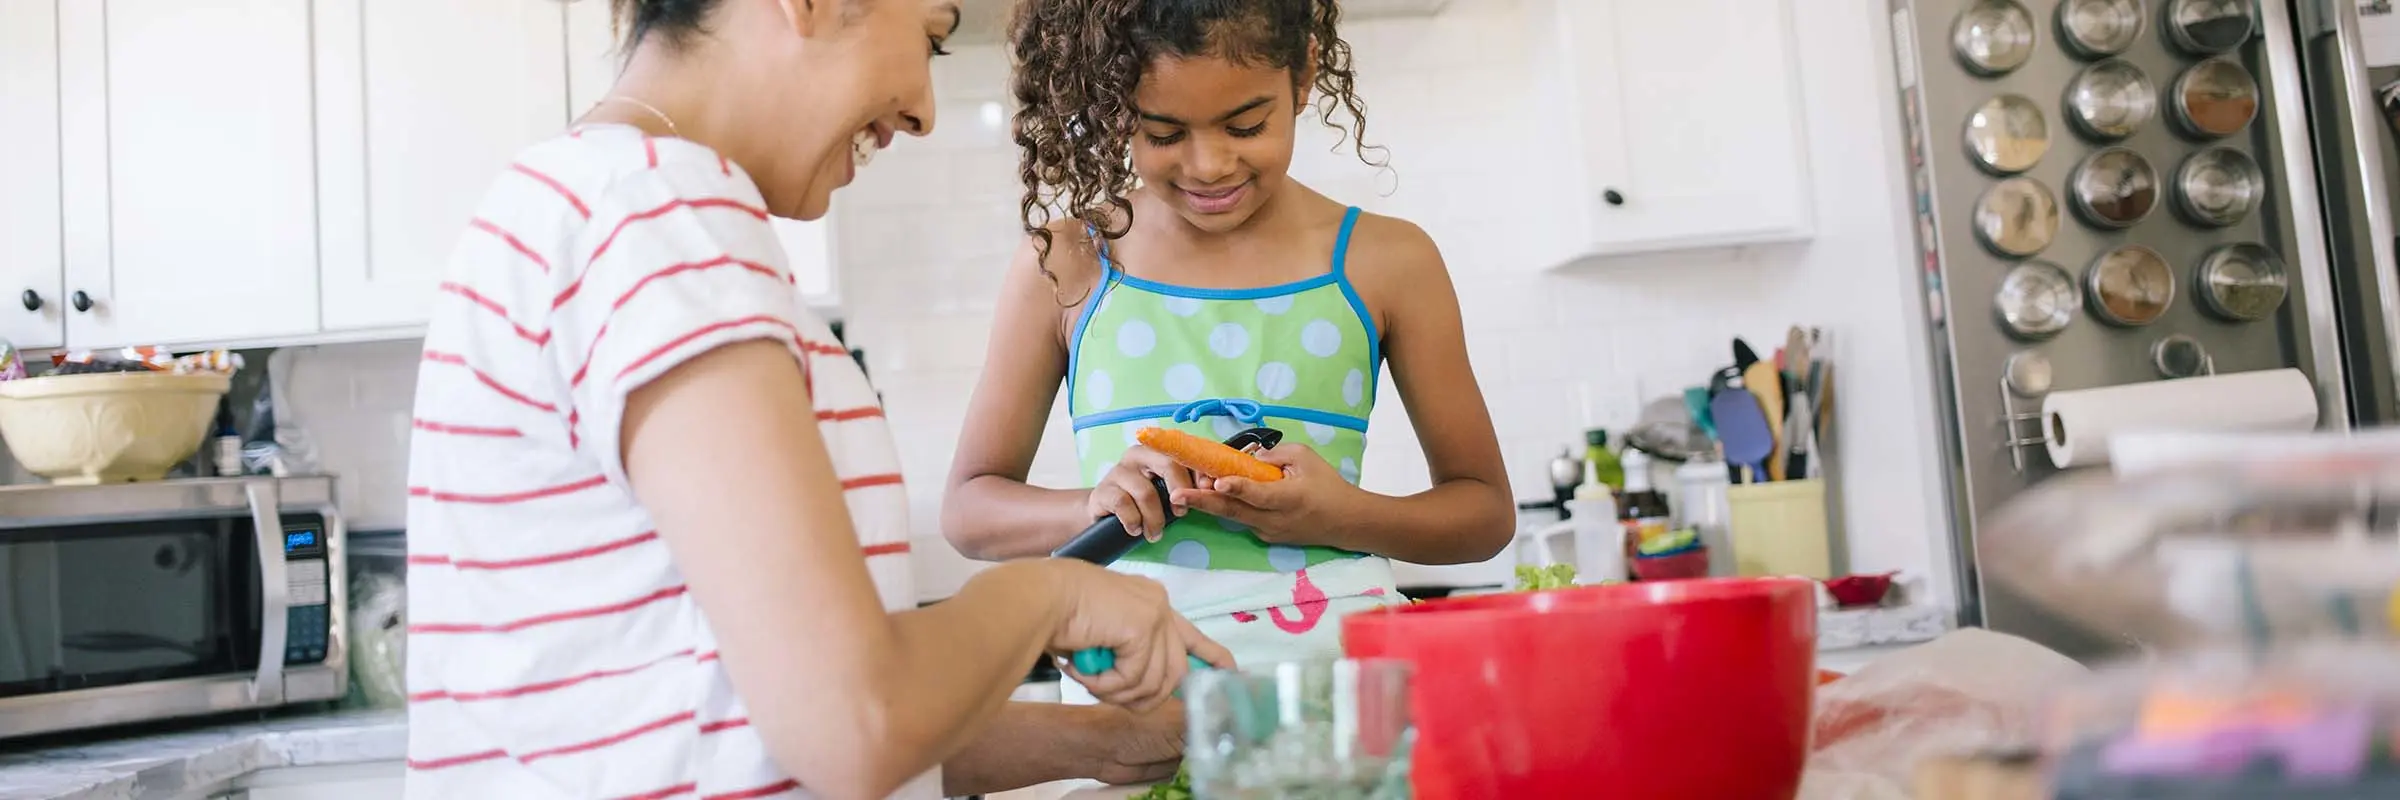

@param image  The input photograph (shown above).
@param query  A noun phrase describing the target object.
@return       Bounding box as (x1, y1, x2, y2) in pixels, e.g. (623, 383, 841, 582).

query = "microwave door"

(0, 518, 254, 699)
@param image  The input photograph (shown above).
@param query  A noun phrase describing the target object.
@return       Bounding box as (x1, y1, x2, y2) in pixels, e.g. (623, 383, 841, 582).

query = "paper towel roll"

(2041, 368, 2319, 469)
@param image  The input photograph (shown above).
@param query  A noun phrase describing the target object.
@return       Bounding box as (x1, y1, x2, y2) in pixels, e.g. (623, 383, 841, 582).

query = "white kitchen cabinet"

(56, 0, 324, 349)
(0, 0, 65, 349)
(314, 0, 573, 331)
(1527, 0, 1814, 266)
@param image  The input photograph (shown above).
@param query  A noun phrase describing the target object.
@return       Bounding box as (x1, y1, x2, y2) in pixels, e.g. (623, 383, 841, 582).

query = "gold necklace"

(598, 95, 681, 138)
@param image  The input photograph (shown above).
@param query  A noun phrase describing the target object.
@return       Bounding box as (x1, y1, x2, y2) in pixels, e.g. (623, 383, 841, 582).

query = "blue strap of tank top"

(1331, 206, 1360, 276)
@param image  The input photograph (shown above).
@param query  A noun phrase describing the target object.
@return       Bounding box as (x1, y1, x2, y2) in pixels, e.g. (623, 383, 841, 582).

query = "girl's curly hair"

(1007, 0, 1383, 296)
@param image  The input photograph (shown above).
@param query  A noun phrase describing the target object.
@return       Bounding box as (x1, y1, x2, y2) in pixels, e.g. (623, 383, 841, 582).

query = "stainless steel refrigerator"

(1885, 0, 2400, 660)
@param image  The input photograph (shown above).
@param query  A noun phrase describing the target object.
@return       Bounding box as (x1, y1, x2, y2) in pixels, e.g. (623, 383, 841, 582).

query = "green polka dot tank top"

(1069, 207, 1380, 573)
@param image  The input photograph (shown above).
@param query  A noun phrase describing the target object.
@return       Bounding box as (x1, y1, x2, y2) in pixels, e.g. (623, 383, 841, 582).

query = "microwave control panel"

(281, 517, 331, 665)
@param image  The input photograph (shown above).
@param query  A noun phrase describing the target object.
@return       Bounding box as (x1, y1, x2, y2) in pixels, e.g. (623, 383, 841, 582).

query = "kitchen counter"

(0, 710, 404, 800)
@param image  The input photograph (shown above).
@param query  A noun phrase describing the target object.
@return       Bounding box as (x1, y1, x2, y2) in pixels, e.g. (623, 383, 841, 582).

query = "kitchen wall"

(253, 0, 1960, 608)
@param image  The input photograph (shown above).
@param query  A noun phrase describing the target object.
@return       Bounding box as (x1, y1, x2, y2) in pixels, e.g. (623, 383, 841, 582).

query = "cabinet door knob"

(1603, 188, 1626, 206)
(19, 290, 39, 312)
(70, 290, 92, 313)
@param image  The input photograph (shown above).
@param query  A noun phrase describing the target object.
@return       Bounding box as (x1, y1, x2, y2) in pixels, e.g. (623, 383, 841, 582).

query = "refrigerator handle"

(2308, 0, 2400, 424)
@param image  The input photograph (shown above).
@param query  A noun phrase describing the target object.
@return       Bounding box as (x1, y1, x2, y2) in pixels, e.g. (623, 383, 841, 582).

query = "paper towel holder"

(1999, 353, 2053, 474)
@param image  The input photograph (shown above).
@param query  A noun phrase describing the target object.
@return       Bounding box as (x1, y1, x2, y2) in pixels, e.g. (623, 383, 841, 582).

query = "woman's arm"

(625, 340, 1220, 800)
(1178, 218, 1516, 564)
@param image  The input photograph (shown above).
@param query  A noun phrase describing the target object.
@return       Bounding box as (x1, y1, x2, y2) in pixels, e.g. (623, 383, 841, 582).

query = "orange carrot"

(1136, 427, 1283, 482)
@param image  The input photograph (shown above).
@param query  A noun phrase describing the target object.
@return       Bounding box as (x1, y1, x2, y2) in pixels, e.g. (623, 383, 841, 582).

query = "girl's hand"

(1172, 444, 1363, 547)
(1086, 698, 1187, 786)
(1088, 445, 1200, 541)
(1048, 561, 1235, 711)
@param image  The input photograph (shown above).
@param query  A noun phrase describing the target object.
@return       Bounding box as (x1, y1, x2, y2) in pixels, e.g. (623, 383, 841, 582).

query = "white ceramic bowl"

(0, 371, 230, 484)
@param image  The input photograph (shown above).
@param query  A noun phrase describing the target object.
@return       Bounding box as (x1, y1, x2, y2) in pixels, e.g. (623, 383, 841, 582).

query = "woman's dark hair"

(1007, 0, 1382, 293)
(608, 0, 720, 51)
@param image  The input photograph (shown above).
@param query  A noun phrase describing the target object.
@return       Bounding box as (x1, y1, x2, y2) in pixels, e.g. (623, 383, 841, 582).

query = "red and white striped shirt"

(404, 124, 932, 800)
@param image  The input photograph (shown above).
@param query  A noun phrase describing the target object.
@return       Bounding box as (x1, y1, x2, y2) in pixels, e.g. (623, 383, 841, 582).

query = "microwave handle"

(247, 480, 289, 706)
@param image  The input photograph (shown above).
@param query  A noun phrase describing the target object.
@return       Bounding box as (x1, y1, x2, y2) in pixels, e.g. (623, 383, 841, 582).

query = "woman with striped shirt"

(403, 1, 1231, 798)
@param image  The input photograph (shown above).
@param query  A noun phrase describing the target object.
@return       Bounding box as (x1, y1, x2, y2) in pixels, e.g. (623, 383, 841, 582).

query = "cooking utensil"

(1785, 326, 1813, 386)
(1742, 361, 1786, 480)
(1342, 578, 1818, 800)
(1053, 427, 1281, 675)
(1783, 393, 1816, 480)
(1814, 359, 1837, 448)
(1712, 387, 1776, 484)
(1733, 338, 1761, 371)
(1684, 387, 1716, 439)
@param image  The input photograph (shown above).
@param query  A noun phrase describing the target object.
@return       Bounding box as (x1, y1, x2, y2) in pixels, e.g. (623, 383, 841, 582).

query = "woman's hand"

(1172, 444, 1364, 547)
(1086, 698, 1187, 786)
(1048, 561, 1234, 710)
(1087, 445, 1200, 541)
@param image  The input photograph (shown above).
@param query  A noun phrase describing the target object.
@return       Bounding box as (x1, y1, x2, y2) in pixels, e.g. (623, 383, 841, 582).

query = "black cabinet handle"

(19, 290, 39, 312)
(1603, 188, 1626, 206)
(70, 291, 92, 313)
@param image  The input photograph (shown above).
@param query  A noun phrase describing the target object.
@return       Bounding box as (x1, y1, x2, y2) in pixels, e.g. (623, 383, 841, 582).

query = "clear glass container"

(1996, 260, 2079, 340)
(2173, 57, 2261, 139)
(2086, 245, 2176, 325)
(2059, 0, 2145, 58)
(1186, 659, 1416, 800)
(2193, 242, 2288, 321)
(2174, 147, 2263, 227)
(2165, 0, 2257, 55)
(1976, 177, 2062, 257)
(2065, 59, 2157, 141)
(1967, 94, 2051, 173)
(1953, 0, 2038, 75)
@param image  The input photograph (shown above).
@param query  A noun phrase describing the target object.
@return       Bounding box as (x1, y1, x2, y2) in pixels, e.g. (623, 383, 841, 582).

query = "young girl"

(944, 0, 1515, 670)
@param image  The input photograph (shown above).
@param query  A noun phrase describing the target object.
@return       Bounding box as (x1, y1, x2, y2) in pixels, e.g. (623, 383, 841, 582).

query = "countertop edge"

(0, 711, 406, 800)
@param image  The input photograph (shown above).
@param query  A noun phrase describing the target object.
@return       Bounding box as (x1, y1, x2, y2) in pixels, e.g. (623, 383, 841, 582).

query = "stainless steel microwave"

(0, 476, 347, 740)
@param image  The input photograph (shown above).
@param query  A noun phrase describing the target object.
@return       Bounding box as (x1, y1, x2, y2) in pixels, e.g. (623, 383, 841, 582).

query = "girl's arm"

(1180, 219, 1516, 564)
(944, 234, 1202, 558)
(625, 340, 1225, 800)
(941, 236, 1092, 558)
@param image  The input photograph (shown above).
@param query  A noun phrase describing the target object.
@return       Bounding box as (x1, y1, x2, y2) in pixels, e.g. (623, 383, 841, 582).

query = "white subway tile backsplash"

(269, 0, 1954, 608)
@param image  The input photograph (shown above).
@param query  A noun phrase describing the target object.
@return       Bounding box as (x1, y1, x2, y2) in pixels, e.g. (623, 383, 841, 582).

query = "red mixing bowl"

(1343, 578, 1817, 799)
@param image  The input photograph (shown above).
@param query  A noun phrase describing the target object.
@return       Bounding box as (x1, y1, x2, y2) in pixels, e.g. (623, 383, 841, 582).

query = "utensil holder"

(1727, 478, 1832, 579)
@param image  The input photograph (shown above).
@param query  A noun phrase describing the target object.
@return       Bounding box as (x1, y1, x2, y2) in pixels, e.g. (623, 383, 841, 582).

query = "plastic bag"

(1797, 628, 2086, 799)
(347, 571, 408, 709)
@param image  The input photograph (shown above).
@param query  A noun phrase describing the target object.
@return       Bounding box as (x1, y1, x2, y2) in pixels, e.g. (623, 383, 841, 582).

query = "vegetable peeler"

(1051, 426, 1283, 675)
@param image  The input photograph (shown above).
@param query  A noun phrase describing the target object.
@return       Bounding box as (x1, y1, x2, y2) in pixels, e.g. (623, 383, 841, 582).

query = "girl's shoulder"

(1337, 209, 1447, 284)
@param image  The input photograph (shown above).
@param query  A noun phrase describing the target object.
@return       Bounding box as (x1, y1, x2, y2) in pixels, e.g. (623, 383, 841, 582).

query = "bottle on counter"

(1583, 428, 1624, 494)
(210, 396, 243, 477)
(1617, 448, 1672, 548)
